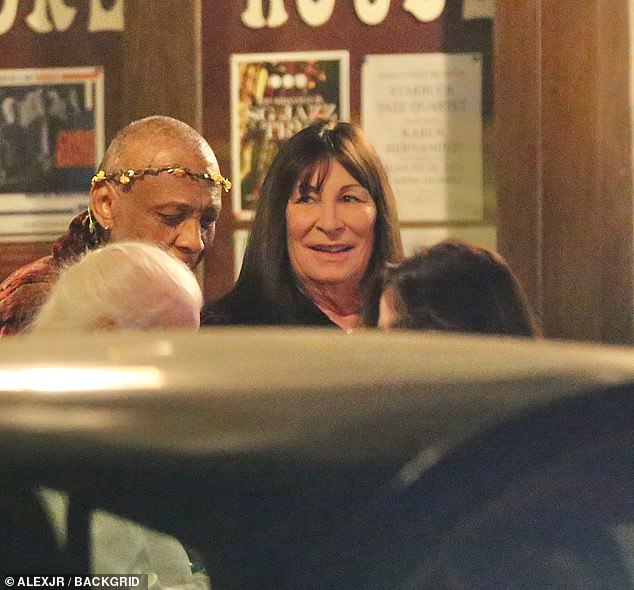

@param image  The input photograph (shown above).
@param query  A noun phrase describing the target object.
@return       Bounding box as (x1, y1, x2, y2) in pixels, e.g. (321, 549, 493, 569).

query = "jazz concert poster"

(230, 51, 350, 220)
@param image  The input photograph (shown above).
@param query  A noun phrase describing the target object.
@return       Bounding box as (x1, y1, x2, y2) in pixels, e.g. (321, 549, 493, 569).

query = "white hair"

(32, 242, 203, 332)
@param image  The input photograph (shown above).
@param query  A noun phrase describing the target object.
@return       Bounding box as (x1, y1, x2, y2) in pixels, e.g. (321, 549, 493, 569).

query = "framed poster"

(231, 50, 350, 220)
(463, 0, 495, 20)
(362, 53, 483, 222)
(0, 66, 105, 239)
(233, 229, 249, 280)
(400, 225, 497, 257)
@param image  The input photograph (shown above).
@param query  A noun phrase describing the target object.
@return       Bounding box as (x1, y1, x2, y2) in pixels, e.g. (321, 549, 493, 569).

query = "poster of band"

(231, 50, 350, 220)
(0, 66, 104, 238)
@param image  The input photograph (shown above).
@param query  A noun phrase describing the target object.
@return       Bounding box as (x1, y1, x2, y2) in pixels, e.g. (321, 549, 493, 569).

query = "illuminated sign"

(241, 0, 447, 28)
(0, 0, 123, 35)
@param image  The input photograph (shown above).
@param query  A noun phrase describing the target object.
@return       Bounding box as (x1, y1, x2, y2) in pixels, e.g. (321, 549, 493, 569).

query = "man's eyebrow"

(153, 203, 195, 213)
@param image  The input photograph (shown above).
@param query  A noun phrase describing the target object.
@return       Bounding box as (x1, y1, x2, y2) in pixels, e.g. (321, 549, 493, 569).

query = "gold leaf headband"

(91, 165, 232, 192)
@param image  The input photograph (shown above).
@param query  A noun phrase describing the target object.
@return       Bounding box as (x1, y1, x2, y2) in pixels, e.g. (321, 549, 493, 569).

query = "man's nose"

(316, 200, 344, 233)
(175, 219, 205, 255)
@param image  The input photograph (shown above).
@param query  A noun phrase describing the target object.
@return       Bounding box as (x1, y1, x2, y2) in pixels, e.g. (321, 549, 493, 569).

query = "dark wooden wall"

(4, 1, 631, 343)
(123, 0, 201, 129)
(496, 0, 633, 343)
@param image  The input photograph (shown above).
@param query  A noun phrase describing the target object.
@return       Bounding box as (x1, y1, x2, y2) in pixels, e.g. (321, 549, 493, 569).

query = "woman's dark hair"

(382, 239, 539, 337)
(206, 121, 403, 325)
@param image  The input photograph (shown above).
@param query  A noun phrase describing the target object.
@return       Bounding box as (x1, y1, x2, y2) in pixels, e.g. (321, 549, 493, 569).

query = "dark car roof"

(1, 328, 634, 465)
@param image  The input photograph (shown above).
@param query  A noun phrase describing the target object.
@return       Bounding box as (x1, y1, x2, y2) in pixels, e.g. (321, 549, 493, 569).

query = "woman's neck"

(301, 281, 362, 332)
(319, 307, 363, 333)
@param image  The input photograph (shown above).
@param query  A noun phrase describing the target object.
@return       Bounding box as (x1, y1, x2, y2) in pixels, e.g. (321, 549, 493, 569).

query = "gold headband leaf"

(91, 165, 231, 192)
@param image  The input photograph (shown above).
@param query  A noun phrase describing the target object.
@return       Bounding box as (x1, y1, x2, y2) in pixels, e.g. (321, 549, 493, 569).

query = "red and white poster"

(0, 66, 104, 238)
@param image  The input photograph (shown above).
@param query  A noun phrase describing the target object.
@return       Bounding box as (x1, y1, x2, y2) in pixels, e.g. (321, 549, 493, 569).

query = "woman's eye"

(341, 194, 362, 203)
(293, 192, 316, 204)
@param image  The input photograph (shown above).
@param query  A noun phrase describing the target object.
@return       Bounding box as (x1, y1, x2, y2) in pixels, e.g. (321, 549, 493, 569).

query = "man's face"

(92, 133, 226, 269)
(108, 172, 221, 268)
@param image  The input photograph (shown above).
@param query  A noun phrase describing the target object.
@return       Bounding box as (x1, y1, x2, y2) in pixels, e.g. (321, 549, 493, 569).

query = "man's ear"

(90, 183, 116, 228)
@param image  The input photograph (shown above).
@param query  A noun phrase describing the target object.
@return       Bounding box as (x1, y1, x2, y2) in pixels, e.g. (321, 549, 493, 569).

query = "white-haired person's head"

(31, 241, 203, 332)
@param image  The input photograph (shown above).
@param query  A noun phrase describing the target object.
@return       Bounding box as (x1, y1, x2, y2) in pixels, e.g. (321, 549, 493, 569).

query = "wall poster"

(230, 50, 350, 220)
(233, 229, 249, 280)
(0, 66, 105, 239)
(400, 225, 497, 257)
(462, 0, 495, 20)
(362, 53, 483, 222)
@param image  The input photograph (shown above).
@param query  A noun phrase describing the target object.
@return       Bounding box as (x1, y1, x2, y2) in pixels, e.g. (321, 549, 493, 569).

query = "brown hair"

(382, 239, 540, 337)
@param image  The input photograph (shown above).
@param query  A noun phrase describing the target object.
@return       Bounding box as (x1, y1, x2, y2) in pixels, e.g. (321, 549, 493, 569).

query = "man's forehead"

(127, 173, 221, 208)
(122, 145, 215, 170)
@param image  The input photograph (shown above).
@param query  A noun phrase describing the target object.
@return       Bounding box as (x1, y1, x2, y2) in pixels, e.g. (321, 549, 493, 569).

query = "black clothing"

(201, 284, 335, 327)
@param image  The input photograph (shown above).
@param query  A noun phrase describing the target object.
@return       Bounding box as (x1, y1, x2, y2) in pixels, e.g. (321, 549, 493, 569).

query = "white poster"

(0, 66, 105, 238)
(362, 53, 483, 222)
(462, 0, 495, 20)
(233, 229, 249, 280)
(400, 225, 496, 257)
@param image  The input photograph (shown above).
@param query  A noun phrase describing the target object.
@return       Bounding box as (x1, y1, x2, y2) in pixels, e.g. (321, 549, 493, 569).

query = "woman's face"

(286, 159, 377, 293)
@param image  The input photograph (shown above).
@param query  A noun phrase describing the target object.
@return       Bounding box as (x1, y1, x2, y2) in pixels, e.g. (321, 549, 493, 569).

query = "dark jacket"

(202, 284, 335, 327)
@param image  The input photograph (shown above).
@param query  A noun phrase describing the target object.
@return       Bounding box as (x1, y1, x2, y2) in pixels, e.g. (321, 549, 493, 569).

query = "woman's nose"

(316, 201, 344, 233)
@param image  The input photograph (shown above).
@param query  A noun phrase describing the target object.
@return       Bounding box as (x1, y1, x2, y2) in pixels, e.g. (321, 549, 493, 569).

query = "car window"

(2, 382, 634, 590)
(35, 488, 210, 589)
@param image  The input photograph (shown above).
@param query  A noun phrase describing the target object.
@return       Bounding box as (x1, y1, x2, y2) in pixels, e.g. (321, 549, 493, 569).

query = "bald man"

(0, 116, 230, 336)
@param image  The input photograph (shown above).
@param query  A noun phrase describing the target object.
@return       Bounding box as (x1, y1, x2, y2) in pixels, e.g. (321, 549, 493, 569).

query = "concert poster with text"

(230, 51, 350, 220)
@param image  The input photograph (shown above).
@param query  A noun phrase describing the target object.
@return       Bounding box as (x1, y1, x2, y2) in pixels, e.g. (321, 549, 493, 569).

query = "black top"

(201, 285, 335, 327)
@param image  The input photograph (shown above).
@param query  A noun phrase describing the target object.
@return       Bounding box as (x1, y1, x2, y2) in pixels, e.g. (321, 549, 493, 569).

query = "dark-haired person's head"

(204, 120, 402, 329)
(379, 239, 539, 337)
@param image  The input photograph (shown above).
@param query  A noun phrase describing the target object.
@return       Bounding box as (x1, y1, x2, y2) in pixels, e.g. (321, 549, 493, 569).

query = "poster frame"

(230, 50, 350, 221)
(0, 66, 105, 240)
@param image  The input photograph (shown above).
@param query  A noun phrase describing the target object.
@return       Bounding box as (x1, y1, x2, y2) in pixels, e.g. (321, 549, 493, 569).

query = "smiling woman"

(285, 160, 378, 328)
(202, 121, 403, 330)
